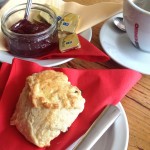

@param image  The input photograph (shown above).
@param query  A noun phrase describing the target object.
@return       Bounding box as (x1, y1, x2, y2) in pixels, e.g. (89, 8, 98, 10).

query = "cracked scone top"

(10, 70, 85, 148)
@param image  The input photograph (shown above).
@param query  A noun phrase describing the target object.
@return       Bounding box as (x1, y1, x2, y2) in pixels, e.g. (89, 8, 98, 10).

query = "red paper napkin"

(38, 35, 110, 62)
(0, 62, 11, 99)
(0, 58, 141, 150)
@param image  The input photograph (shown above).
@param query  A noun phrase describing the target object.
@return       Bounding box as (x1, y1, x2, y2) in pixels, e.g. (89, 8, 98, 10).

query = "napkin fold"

(0, 58, 141, 150)
(37, 35, 109, 62)
(0, 0, 122, 51)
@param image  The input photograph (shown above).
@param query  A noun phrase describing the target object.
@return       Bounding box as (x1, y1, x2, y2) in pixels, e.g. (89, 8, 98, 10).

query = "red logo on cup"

(134, 23, 140, 48)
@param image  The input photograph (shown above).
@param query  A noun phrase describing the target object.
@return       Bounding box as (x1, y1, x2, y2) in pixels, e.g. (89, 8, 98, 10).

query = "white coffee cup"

(123, 0, 150, 52)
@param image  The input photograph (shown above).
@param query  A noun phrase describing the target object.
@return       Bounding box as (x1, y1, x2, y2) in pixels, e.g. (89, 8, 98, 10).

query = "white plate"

(100, 13, 150, 75)
(68, 103, 129, 150)
(0, 28, 92, 67)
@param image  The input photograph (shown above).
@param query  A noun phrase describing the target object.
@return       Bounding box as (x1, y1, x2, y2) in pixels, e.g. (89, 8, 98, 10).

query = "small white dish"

(0, 28, 92, 67)
(100, 13, 150, 75)
(68, 103, 129, 150)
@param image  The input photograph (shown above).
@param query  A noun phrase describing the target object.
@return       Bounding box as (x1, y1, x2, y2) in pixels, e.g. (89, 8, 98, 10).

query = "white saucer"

(0, 28, 92, 67)
(100, 13, 150, 75)
(68, 103, 129, 150)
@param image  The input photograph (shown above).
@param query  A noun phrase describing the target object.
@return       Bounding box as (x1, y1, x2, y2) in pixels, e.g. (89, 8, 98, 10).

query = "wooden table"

(62, 1, 150, 150)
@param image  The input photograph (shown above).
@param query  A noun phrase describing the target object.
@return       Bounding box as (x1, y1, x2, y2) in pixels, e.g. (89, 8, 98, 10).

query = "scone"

(10, 70, 85, 148)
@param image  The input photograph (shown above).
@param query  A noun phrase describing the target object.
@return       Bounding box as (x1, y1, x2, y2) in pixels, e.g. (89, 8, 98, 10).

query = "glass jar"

(1, 3, 58, 57)
(0, 0, 8, 8)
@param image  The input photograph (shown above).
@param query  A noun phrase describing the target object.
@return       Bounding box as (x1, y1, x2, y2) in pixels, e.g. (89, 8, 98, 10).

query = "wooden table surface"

(63, 1, 150, 150)
(0, 0, 149, 150)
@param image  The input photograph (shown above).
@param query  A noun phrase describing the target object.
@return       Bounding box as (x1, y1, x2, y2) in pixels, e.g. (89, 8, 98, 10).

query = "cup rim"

(1, 3, 57, 38)
(127, 0, 150, 15)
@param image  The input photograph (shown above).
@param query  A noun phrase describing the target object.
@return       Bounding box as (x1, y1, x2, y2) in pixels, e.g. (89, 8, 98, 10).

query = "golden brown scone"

(10, 70, 85, 148)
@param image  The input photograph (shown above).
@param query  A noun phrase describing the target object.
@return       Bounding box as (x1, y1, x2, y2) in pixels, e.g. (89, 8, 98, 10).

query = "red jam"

(10, 19, 50, 34)
(9, 19, 58, 57)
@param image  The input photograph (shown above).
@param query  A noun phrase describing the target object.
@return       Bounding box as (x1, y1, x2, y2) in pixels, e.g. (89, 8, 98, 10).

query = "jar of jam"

(1, 3, 58, 57)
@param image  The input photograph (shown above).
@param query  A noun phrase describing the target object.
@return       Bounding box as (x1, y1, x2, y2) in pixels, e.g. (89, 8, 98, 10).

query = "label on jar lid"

(59, 13, 79, 33)
(59, 33, 81, 52)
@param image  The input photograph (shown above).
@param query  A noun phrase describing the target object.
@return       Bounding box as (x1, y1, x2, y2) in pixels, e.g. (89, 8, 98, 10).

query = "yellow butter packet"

(59, 33, 81, 52)
(59, 13, 79, 33)
(39, 5, 67, 24)
(40, 11, 54, 24)
(33, 12, 44, 23)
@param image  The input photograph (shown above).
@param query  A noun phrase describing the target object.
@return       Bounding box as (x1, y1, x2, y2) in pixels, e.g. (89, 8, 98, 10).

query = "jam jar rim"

(1, 3, 57, 38)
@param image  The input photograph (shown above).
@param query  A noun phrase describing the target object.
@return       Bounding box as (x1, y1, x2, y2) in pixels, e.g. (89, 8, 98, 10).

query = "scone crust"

(10, 70, 85, 148)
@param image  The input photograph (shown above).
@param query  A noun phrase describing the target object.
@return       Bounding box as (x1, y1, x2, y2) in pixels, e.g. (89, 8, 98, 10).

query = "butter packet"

(39, 11, 54, 24)
(59, 33, 81, 52)
(40, 5, 66, 24)
(33, 5, 81, 53)
(33, 5, 65, 24)
(59, 13, 79, 33)
(33, 10, 54, 24)
(33, 12, 44, 23)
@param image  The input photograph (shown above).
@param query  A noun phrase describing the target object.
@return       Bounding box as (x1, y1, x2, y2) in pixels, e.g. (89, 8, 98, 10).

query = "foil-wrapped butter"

(33, 12, 44, 23)
(59, 13, 79, 33)
(40, 11, 54, 24)
(59, 33, 81, 52)
(39, 5, 65, 24)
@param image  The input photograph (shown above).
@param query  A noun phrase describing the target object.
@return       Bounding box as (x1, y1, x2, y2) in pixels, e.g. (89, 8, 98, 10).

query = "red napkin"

(38, 35, 110, 62)
(0, 62, 11, 99)
(0, 58, 141, 150)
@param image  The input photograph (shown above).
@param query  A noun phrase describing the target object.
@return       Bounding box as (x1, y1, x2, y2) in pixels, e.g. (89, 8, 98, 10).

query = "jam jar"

(1, 3, 58, 57)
